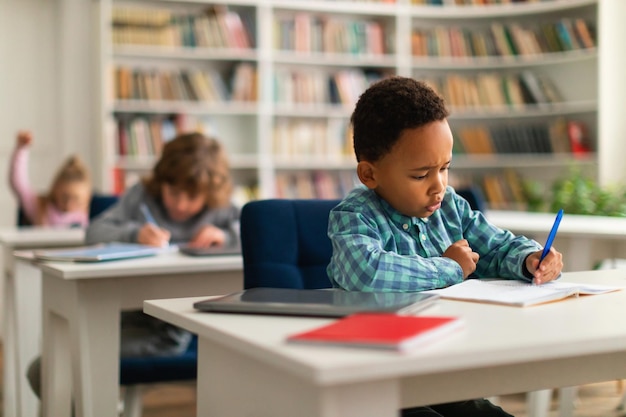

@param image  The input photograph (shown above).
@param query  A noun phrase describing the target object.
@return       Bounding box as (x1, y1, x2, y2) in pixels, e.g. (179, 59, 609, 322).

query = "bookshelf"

(408, 0, 598, 210)
(96, 0, 598, 209)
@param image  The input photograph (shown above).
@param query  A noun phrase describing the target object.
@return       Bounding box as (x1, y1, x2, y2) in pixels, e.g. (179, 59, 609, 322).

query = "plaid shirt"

(327, 186, 540, 292)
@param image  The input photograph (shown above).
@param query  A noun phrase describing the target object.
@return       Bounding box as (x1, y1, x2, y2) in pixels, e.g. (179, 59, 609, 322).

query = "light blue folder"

(33, 243, 166, 262)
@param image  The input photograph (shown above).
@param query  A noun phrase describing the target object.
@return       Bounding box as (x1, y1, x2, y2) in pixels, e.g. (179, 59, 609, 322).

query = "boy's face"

(358, 120, 453, 218)
(161, 184, 206, 222)
(53, 182, 91, 213)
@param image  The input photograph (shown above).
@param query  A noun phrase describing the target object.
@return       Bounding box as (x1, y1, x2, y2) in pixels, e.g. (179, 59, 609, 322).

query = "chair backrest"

(16, 193, 119, 226)
(240, 189, 484, 290)
(89, 194, 119, 219)
(456, 186, 486, 213)
(119, 335, 197, 385)
(240, 199, 341, 290)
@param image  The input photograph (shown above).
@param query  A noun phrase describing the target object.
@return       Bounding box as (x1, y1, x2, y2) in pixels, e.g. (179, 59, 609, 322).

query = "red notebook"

(286, 313, 463, 352)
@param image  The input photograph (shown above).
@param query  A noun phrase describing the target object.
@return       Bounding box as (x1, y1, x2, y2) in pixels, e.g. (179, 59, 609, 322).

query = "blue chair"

(456, 185, 487, 213)
(239, 189, 484, 291)
(119, 337, 197, 417)
(89, 193, 120, 219)
(240, 198, 341, 290)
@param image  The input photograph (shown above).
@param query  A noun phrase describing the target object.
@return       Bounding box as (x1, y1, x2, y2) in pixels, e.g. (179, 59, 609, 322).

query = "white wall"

(598, 0, 626, 187)
(0, 0, 97, 228)
(0, 0, 97, 338)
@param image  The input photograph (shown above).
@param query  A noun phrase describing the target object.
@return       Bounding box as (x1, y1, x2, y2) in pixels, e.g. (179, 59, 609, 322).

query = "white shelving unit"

(407, 0, 598, 209)
(95, 0, 598, 207)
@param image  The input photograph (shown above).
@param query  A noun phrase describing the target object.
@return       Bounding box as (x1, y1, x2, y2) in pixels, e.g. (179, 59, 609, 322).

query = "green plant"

(545, 168, 626, 217)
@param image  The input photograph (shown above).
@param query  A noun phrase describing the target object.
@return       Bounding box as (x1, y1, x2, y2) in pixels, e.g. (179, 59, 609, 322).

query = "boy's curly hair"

(351, 76, 449, 162)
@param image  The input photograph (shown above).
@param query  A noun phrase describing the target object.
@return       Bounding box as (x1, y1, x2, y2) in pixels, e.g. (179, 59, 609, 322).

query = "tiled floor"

(1, 343, 623, 417)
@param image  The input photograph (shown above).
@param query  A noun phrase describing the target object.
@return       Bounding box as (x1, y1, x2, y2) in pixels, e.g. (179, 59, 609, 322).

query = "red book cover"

(287, 313, 463, 352)
(567, 120, 591, 156)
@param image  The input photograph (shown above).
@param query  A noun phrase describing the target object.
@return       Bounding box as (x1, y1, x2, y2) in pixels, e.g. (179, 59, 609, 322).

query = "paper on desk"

(424, 279, 620, 307)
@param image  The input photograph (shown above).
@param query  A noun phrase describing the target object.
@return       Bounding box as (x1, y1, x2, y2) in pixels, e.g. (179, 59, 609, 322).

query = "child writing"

(9, 131, 91, 227)
(327, 76, 563, 417)
(27, 132, 241, 399)
(85, 131, 239, 249)
(85, 131, 240, 356)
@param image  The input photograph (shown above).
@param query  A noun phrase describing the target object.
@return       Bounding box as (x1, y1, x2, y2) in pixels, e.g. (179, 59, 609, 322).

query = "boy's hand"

(187, 225, 226, 248)
(16, 131, 32, 147)
(443, 239, 479, 279)
(526, 247, 563, 285)
(137, 223, 171, 247)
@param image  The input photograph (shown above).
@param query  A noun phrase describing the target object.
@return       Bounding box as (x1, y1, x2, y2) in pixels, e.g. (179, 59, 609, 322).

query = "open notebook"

(193, 288, 440, 317)
(424, 279, 621, 307)
(33, 243, 168, 262)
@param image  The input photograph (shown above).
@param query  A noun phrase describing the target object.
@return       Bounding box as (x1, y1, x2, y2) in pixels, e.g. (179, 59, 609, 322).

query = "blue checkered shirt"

(327, 186, 541, 292)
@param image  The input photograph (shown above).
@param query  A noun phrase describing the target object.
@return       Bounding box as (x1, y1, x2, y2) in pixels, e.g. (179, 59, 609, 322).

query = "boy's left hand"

(188, 225, 226, 248)
(525, 247, 563, 285)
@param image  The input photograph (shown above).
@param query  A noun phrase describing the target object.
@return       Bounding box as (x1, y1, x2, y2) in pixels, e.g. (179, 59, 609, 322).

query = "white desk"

(38, 252, 243, 417)
(145, 269, 626, 417)
(476, 210, 626, 417)
(0, 227, 84, 417)
(488, 210, 626, 271)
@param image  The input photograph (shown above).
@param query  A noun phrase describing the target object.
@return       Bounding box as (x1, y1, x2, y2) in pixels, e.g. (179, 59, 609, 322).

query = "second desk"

(38, 251, 243, 417)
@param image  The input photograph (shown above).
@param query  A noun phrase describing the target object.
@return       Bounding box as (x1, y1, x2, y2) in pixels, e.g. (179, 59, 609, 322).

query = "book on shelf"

(482, 174, 507, 210)
(411, 19, 594, 59)
(275, 171, 357, 200)
(453, 117, 584, 157)
(455, 126, 489, 154)
(112, 4, 255, 49)
(573, 18, 595, 49)
(424, 279, 620, 307)
(567, 120, 592, 156)
(113, 64, 255, 103)
(554, 19, 579, 51)
(286, 313, 463, 352)
(548, 117, 572, 154)
(503, 168, 526, 206)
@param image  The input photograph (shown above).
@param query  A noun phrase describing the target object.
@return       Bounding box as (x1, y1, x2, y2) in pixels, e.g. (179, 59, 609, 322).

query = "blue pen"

(140, 203, 171, 247)
(539, 209, 563, 265)
(140, 203, 157, 225)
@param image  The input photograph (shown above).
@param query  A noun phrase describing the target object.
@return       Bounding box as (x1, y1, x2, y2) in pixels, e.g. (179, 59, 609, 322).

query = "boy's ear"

(357, 161, 377, 189)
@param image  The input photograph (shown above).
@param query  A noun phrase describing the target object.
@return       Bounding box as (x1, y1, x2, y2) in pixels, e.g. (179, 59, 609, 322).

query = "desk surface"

(34, 251, 243, 279)
(145, 269, 626, 387)
(0, 227, 84, 247)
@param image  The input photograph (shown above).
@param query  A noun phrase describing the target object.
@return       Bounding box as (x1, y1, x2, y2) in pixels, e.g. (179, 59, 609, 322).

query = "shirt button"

(421, 234, 427, 241)
(402, 224, 409, 230)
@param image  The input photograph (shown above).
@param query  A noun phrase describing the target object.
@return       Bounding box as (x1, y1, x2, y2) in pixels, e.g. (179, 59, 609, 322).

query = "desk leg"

(558, 386, 577, 417)
(14, 260, 42, 417)
(527, 389, 551, 417)
(42, 276, 121, 417)
(197, 339, 399, 417)
(41, 295, 72, 417)
(3, 268, 18, 417)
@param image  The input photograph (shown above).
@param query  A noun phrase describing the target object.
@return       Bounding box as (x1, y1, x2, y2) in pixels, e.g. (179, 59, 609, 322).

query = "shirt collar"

(375, 192, 429, 229)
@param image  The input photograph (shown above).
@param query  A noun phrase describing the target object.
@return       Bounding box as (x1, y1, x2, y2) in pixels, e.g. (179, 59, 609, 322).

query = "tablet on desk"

(193, 287, 440, 317)
(33, 243, 167, 262)
(178, 243, 241, 257)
